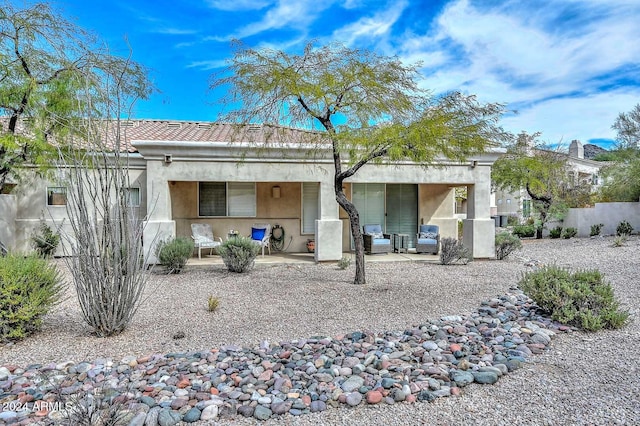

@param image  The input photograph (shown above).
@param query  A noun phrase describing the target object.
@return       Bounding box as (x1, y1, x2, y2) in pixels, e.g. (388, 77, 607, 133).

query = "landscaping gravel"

(1, 236, 639, 425)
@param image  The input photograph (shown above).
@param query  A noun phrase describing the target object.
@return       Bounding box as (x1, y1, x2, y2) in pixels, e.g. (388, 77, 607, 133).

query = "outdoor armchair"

(191, 223, 223, 259)
(250, 223, 271, 256)
(362, 224, 391, 254)
(416, 224, 440, 254)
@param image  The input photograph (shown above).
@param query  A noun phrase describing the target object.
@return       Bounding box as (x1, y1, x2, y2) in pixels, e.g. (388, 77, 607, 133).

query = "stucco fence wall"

(559, 202, 640, 237)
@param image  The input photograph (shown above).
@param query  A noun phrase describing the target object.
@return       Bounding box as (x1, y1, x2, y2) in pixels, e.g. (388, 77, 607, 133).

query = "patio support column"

(315, 181, 342, 262)
(143, 161, 176, 263)
(463, 179, 496, 258)
(0, 194, 16, 252)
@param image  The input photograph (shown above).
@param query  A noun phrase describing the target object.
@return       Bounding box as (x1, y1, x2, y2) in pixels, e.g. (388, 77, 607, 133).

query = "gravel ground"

(2, 236, 639, 425)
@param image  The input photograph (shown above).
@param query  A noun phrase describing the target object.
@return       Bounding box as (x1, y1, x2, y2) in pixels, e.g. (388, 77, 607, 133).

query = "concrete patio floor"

(186, 250, 439, 267)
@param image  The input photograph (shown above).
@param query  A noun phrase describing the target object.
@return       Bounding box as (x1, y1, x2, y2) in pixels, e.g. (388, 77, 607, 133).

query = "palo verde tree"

(0, 1, 150, 192)
(598, 103, 640, 201)
(212, 41, 510, 284)
(492, 132, 592, 238)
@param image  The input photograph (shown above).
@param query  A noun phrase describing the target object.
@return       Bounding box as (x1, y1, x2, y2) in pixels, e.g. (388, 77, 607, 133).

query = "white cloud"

(331, 0, 409, 46)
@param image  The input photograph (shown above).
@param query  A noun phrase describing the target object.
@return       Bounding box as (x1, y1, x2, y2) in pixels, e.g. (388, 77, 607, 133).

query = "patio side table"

(393, 233, 409, 253)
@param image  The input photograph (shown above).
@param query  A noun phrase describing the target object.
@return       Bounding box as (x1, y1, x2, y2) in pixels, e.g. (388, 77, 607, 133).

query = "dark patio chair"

(362, 224, 391, 255)
(416, 224, 440, 254)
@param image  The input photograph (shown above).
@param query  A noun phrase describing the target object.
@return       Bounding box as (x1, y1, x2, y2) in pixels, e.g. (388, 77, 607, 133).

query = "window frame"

(46, 187, 67, 206)
(198, 181, 256, 218)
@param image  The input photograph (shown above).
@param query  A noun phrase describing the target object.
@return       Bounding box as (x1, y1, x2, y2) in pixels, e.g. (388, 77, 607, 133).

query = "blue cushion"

(251, 227, 266, 241)
(363, 224, 383, 234)
(372, 238, 391, 245)
(418, 238, 437, 245)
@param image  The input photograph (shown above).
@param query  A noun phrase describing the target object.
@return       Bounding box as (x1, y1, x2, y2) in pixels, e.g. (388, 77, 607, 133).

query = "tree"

(492, 132, 592, 238)
(212, 41, 510, 284)
(0, 2, 151, 192)
(598, 104, 640, 201)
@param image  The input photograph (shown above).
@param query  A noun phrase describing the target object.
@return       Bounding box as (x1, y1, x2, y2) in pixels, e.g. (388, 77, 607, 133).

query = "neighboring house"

(0, 119, 502, 261)
(494, 140, 605, 221)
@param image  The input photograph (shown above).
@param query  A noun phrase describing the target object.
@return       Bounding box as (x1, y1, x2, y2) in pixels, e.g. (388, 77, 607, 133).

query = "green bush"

(519, 265, 629, 331)
(495, 231, 522, 260)
(155, 238, 193, 273)
(0, 254, 63, 342)
(439, 237, 471, 265)
(561, 227, 577, 239)
(512, 223, 536, 238)
(337, 256, 352, 270)
(218, 236, 260, 273)
(590, 223, 604, 237)
(31, 221, 60, 258)
(549, 226, 563, 239)
(616, 220, 633, 236)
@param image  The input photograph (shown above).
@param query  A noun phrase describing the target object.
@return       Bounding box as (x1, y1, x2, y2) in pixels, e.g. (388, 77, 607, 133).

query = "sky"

(54, 0, 640, 148)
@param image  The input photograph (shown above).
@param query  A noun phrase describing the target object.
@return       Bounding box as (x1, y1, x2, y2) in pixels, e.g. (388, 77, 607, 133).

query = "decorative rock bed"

(0, 289, 569, 425)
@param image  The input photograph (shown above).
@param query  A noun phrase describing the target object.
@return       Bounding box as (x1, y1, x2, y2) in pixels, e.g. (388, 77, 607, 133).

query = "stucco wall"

(563, 202, 640, 237)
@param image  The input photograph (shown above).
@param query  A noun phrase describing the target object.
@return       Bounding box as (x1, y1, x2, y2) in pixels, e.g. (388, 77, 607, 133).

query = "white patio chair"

(191, 223, 223, 259)
(250, 223, 271, 256)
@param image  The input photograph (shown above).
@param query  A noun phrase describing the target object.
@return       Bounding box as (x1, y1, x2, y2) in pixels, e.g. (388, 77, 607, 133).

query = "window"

(124, 187, 140, 207)
(497, 199, 503, 205)
(302, 182, 319, 234)
(506, 198, 511, 204)
(47, 187, 67, 206)
(198, 182, 256, 217)
(523, 199, 531, 218)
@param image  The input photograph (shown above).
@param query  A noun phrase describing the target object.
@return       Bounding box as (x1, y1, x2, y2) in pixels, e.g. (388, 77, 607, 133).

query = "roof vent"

(197, 123, 212, 129)
(120, 121, 135, 127)
(247, 124, 262, 132)
(167, 122, 182, 129)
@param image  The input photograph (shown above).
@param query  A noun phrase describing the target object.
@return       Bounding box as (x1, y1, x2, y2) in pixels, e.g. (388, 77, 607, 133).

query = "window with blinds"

(302, 182, 319, 234)
(198, 182, 256, 217)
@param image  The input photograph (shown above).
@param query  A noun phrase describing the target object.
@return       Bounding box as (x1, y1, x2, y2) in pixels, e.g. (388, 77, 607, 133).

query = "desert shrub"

(218, 236, 260, 273)
(0, 254, 63, 342)
(31, 221, 61, 258)
(561, 227, 577, 239)
(590, 223, 604, 237)
(616, 220, 633, 236)
(507, 216, 520, 226)
(495, 231, 522, 260)
(512, 223, 536, 238)
(208, 295, 220, 312)
(439, 237, 471, 265)
(519, 265, 629, 331)
(337, 256, 352, 270)
(612, 235, 627, 247)
(155, 237, 193, 274)
(549, 226, 563, 239)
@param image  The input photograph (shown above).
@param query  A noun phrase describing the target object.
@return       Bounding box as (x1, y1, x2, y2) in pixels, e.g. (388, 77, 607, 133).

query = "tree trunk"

(335, 187, 366, 285)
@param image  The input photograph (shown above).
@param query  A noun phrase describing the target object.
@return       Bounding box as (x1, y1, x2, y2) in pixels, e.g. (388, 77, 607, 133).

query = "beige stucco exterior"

(0, 132, 501, 262)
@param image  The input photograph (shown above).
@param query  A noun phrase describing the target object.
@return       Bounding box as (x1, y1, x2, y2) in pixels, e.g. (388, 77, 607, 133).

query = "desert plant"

(549, 226, 563, 239)
(616, 220, 633, 236)
(519, 265, 629, 331)
(218, 236, 260, 273)
(0, 254, 63, 341)
(337, 256, 352, 270)
(439, 237, 472, 265)
(612, 235, 627, 247)
(31, 220, 61, 257)
(155, 237, 193, 274)
(512, 223, 536, 238)
(495, 231, 522, 260)
(561, 227, 577, 239)
(208, 295, 220, 312)
(590, 223, 604, 237)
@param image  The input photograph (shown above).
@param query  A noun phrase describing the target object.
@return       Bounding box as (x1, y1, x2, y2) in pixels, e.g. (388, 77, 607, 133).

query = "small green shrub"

(439, 237, 471, 265)
(590, 223, 604, 237)
(155, 237, 193, 273)
(507, 216, 520, 226)
(616, 220, 633, 236)
(0, 254, 64, 342)
(612, 235, 627, 247)
(561, 227, 577, 239)
(207, 295, 220, 312)
(519, 265, 629, 331)
(218, 236, 260, 273)
(337, 256, 352, 270)
(549, 226, 563, 239)
(495, 231, 522, 260)
(512, 223, 536, 238)
(31, 221, 61, 258)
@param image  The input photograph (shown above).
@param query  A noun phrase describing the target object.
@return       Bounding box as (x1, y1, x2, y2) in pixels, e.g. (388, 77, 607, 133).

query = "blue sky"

(57, 0, 640, 148)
